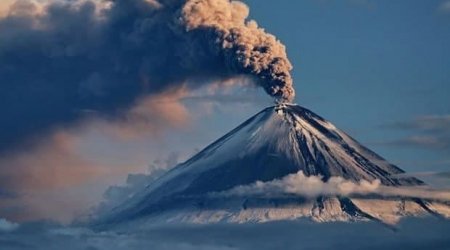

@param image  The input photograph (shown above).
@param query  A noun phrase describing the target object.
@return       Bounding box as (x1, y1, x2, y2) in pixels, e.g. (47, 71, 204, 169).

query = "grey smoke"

(0, 0, 294, 153)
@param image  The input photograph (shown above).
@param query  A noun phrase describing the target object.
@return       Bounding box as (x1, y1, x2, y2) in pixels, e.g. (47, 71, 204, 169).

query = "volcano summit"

(100, 104, 450, 226)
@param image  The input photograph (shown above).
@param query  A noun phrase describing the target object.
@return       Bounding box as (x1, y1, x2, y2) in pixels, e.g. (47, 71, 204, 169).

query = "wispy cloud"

(386, 136, 450, 150)
(384, 115, 450, 132)
(393, 171, 450, 188)
(347, 0, 375, 8)
(382, 115, 450, 151)
(439, 0, 450, 13)
(315, 0, 376, 9)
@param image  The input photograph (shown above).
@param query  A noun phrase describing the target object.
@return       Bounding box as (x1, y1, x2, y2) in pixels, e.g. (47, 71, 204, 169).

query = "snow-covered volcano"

(99, 104, 450, 226)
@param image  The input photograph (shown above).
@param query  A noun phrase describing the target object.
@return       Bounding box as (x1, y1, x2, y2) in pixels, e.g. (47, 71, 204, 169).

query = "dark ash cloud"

(0, 0, 294, 153)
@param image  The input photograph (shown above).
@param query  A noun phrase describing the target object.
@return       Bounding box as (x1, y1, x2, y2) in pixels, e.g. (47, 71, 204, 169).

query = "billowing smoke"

(0, 0, 294, 153)
(181, 0, 294, 102)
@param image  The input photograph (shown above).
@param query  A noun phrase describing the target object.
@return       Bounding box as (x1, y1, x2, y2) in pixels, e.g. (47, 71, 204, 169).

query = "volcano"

(100, 104, 450, 226)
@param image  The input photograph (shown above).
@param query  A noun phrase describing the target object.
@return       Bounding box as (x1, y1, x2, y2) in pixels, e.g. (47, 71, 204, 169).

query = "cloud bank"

(1, 218, 450, 250)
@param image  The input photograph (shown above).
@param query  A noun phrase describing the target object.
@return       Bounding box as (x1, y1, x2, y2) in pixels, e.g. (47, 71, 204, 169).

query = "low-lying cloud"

(1, 218, 450, 250)
(215, 171, 450, 201)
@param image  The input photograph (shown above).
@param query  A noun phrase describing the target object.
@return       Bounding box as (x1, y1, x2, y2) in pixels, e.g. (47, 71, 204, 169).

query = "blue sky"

(240, 0, 450, 172)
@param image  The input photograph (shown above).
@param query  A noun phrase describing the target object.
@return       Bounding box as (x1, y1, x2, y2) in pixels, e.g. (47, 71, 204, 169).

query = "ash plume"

(181, 0, 295, 102)
(0, 0, 295, 153)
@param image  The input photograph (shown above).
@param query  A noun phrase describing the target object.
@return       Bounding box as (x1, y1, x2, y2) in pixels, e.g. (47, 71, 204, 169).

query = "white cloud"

(215, 171, 450, 201)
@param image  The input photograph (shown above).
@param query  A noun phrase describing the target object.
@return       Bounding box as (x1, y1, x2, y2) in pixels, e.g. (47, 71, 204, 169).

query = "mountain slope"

(99, 104, 449, 226)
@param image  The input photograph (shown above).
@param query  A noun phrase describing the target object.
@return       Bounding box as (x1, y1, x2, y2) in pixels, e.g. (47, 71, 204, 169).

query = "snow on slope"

(97, 104, 450, 226)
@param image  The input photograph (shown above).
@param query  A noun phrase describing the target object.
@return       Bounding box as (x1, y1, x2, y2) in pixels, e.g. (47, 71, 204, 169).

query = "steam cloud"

(0, 0, 294, 153)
